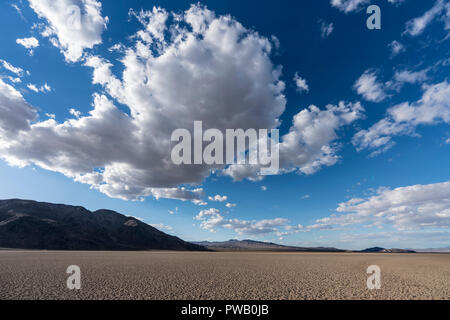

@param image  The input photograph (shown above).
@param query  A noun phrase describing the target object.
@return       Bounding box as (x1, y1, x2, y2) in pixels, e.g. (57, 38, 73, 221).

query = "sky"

(0, 0, 449, 250)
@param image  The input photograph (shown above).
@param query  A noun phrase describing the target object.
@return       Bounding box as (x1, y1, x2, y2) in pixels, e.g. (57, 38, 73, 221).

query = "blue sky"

(0, 0, 449, 249)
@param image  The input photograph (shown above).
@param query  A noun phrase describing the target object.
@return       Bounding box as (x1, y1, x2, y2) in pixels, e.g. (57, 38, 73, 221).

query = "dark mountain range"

(360, 247, 386, 253)
(193, 239, 344, 252)
(0, 199, 207, 251)
(194, 240, 418, 253)
(0, 199, 422, 253)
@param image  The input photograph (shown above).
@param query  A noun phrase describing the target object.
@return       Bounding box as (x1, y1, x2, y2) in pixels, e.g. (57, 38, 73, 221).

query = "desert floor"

(0, 251, 448, 300)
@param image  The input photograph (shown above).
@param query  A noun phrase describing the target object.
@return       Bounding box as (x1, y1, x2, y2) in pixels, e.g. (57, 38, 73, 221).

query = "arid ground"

(0, 251, 448, 300)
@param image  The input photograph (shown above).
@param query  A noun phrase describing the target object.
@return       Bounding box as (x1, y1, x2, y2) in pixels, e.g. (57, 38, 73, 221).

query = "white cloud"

(279, 102, 363, 176)
(353, 81, 450, 155)
(284, 224, 304, 232)
(404, 0, 448, 36)
(129, 7, 169, 44)
(27, 83, 52, 93)
(0, 59, 24, 76)
(319, 20, 334, 38)
(307, 181, 450, 231)
(387, 0, 405, 4)
(388, 40, 405, 57)
(151, 187, 205, 203)
(384, 68, 429, 92)
(28, 0, 108, 62)
(108, 43, 125, 53)
(354, 67, 430, 103)
(222, 165, 264, 182)
(0, 5, 288, 202)
(331, 0, 407, 13)
(225, 203, 236, 208)
(2, 76, 21, 84)
(0, 79, 37, 139)
(195, 208, 289, 235)
(16, 37, 39, 55)
(330, 0, 370, 13)
(192, 199, 208, 206)
(261, 186, 267, 191)
(195, 208, 220, 220)
(224, 101, 364, 180)
(0, 5, 365, 203)
(393, 69, 428, 85)
(445, 1, 450, 31)
(69, 108, 81, 118)
(271, 35, 280, 50)
(208, 195, 228, 202)
(446, 138, 450, 144)
(353, 70, 388, 102)
(293, 72, 309, 93)
(27, 84, 38, 92)
(43, 83, 51, 92)
(11, 4, 25, 20)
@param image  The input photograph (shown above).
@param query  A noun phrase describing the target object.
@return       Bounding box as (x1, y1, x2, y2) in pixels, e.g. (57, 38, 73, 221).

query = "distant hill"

(193, 239, 344, 252)
(360, 247, 416, 253)
(414, 247, 450, 253)
(0, 199, 207, 251)
(360, 247, 386, 253)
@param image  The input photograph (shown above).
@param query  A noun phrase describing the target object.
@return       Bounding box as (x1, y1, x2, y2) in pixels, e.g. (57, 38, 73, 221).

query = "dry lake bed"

(0, 251, 448, 300)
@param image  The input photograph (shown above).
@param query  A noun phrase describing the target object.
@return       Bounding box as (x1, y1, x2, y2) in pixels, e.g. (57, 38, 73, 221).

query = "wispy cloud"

(404, 0, 448, 36)
(305, 181, 450, 231)
(16, 37, 39, 55)
(0, 59, 24, 77)
(388, 40, 405, 57)
(27, 83, 51, 93)
(208, 195, 228, 202)
(293, 72, 309, 93)
(196, 208, 289, 236)
(353, 80, 450, 155)
(319, 19, 334, 38)
(330, 0, 370, 13)
(353, 70, 388, 102)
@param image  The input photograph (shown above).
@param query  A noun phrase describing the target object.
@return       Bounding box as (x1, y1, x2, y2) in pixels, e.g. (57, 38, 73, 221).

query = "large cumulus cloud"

(0, 4, 363, 202)
(0, 5, 286, 201)
(0, 79, 36, 138)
